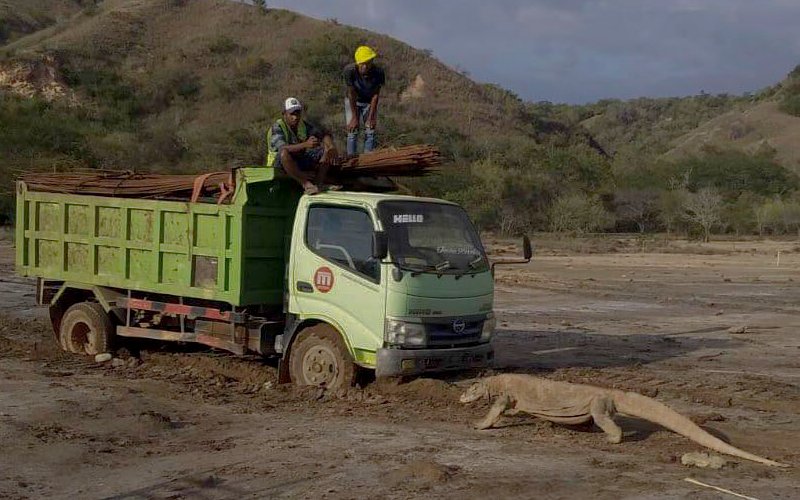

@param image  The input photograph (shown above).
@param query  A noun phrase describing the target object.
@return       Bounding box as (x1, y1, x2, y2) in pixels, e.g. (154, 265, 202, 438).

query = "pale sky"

(263, 0, 800, 104)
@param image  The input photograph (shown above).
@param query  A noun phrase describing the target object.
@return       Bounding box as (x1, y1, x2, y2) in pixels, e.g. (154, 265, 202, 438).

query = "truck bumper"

(375, 343, 494, 377)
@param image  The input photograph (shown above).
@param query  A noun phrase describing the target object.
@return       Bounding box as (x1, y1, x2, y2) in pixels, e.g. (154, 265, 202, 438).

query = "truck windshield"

(377, 201, 488, 274)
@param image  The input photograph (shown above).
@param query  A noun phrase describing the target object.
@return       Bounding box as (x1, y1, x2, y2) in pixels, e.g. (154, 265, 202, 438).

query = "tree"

(658, 189, 687, 238)
(252, 0, 268, 14)
(548, 193, 614, 234)
(615, 189, 659, 233)
(683, 188, 722, 242)
(759, 197, 785, 235)
(668, 150, 799, 198)
(754, 201, 770, 236)
(781, 200, 800, 237)
(722, 192, 759, 236)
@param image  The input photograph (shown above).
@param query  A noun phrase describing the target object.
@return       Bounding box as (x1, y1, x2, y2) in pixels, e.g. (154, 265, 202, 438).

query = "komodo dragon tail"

(613, 391, 788, 467)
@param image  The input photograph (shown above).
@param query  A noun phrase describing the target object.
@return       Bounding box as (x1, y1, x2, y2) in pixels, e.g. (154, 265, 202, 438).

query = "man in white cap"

(266, 97, 337, 194)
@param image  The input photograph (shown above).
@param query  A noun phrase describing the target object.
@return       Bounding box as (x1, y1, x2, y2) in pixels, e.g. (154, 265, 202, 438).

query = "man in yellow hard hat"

(266, 97, 337, 195)
(343, 45, 385, 155)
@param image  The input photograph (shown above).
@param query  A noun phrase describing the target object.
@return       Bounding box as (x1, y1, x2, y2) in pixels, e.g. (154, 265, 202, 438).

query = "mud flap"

(277, 358, 291, 384)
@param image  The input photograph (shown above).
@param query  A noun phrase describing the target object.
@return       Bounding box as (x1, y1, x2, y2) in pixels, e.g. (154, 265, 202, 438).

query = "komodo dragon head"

(459, 381, 489, 403)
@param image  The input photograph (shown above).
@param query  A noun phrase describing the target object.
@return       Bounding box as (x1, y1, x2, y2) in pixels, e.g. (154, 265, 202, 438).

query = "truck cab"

(284, 192, 495, 387)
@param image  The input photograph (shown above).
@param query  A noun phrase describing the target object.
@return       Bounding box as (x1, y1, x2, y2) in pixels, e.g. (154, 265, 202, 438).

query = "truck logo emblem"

(452, 319, 466, 333)
(314, 267, 334, 293)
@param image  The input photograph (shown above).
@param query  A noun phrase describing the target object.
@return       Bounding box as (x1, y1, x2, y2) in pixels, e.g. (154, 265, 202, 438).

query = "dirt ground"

(1, 237, 800, 499)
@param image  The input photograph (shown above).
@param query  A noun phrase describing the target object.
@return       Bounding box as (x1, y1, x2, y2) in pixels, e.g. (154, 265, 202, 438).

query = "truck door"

(291, 204, 385, 364)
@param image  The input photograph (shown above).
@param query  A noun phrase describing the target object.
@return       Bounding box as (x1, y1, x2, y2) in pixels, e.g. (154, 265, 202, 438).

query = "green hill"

(666, 69, 800, 173)
(0, 0, 606, 225)
(570, 67, 800, 174)
(577, 94, 749, 157)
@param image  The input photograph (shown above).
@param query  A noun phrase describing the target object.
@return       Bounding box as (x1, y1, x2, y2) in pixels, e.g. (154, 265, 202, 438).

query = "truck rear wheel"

(289, 324, 356, 391)
(59, 302, 113, 355)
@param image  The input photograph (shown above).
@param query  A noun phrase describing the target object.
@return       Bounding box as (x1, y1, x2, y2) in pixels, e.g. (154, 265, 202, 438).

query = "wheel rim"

(68, 321, 96, 355)
(300, 345, 339, 386)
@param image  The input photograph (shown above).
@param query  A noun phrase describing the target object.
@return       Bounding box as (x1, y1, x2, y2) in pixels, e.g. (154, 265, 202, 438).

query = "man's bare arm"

(347, 87, 359, 131)
(283, 137, 318, 154)
(367, 90, 380, 128)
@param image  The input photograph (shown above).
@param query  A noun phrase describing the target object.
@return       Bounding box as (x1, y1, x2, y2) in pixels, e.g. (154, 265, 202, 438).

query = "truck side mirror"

(523, 235, 533, 260)
(372, 231, 388, 260)
(490, 235, 533, 274)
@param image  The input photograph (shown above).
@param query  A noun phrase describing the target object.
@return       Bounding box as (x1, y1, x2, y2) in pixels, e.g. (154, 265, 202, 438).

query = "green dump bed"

(15, 168, 299, 307)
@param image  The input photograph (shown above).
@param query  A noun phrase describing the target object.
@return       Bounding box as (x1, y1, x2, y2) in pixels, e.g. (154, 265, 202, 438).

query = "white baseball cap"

(284, 97, 302, 113)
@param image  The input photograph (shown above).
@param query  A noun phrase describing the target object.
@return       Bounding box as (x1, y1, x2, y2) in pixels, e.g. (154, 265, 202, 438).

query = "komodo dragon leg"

(475, 395, 512, 430)
(590, 396, 623, 443)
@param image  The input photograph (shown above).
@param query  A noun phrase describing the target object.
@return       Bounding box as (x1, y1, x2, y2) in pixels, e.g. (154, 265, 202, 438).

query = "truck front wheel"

(289, 324, 356, 391)
(59, 302, 113, 355)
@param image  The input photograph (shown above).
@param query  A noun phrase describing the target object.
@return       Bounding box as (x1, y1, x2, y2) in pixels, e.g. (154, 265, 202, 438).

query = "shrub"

(252, 0, 268, 14)
(779, 94, 800, 117)
(0, 94, 93, 157)
(548, 193, 614, 234)
(722, 192, 759, 236)
(140, 69, 201, 112)
(208, 35, 241, 55)
(659, 189, 687, 236)
(615, 189, 660, 233)
(60, 66, 143, 126)
(667, 150, 799, 198)
(756, 197, 800, 236)
(0, 20, 9, 44)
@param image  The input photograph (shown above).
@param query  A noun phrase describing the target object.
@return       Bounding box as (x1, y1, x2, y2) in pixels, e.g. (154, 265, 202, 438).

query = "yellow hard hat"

(354, 45, 377, 64)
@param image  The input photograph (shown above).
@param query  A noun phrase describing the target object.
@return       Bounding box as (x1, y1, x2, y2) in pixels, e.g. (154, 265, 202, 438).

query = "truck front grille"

(425, 318, 484, 347)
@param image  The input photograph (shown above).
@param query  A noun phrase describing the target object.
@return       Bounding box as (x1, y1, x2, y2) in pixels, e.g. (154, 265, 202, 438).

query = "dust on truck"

(16, 167, 525, 389)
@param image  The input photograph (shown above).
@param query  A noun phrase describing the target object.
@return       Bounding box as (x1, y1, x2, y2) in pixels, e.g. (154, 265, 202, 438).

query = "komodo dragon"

(459, 374, 788, 467)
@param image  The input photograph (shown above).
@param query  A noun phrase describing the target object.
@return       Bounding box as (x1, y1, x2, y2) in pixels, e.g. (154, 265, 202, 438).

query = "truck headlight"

(480, 313, 496, 342)
(385, 319, 426, 346)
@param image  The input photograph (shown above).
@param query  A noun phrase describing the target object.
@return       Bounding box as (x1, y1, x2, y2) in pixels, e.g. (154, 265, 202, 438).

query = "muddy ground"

(1, 237, 799, 499)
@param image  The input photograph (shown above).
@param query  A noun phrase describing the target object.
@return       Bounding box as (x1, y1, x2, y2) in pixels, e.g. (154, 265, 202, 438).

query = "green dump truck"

(15, 167, 530, 389)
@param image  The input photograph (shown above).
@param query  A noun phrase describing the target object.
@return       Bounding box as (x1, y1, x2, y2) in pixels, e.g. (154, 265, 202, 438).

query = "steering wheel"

(402, 246, 446, 266)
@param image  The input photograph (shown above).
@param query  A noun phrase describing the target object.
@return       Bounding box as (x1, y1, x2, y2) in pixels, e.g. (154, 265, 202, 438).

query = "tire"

(289, 324, 356, 391)
(59, 302, 113, 356)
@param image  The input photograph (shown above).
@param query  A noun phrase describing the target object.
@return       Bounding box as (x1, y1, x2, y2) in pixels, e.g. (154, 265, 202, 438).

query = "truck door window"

(306, 206, 380, 282)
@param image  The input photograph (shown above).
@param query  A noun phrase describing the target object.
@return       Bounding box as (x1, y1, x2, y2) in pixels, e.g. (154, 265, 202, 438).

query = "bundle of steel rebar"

(17, 145, 442, 199)
(336, 144, 441, 178)
(19, 170, 233, 201)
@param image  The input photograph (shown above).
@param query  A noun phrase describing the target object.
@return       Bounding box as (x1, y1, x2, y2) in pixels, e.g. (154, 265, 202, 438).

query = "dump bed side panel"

(15, 183, 249, 304)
